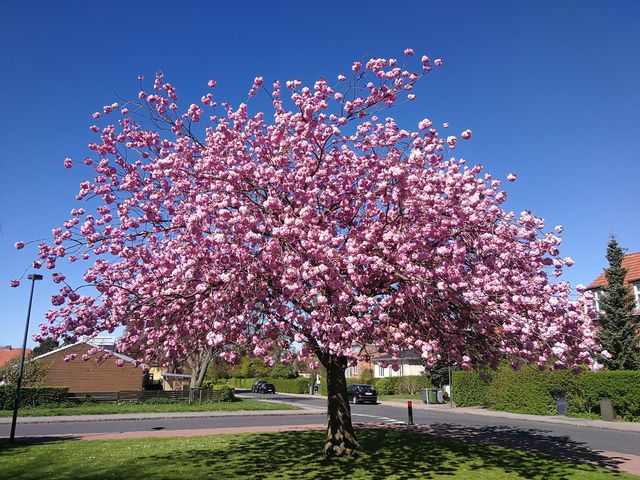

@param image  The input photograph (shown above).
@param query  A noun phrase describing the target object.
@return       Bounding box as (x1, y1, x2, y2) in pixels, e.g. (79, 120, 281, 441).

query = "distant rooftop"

(588, 252, 640, 289)
(0, 347, 31, 368)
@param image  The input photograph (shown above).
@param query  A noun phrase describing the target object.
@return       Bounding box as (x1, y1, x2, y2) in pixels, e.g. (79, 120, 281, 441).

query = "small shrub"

(218, 387, 235, 402)
(358, 368, 375, 386)
(375, 377, 395, 395)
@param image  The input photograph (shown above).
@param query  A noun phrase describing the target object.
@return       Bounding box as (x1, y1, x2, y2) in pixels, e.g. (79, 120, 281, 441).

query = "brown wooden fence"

(68, 388, 229, 403)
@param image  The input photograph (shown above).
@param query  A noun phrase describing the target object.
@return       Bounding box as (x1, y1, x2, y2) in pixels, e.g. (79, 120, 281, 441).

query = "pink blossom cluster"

(18, 50, 600, 371)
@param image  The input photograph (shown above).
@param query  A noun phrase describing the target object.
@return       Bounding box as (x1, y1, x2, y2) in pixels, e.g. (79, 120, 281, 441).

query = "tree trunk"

(188, 347, 213, 389)
(319, 353, 360, 456)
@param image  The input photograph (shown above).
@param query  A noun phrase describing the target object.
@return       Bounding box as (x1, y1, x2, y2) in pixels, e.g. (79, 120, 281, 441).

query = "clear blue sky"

(1, 1, 638, 347)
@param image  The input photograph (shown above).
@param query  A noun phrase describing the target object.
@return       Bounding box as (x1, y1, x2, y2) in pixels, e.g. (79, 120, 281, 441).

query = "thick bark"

(318, 353, 360, 456)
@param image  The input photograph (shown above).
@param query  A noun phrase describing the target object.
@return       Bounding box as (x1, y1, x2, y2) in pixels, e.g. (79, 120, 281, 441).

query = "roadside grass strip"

(1, 428, 637, 479)
(0, 399, 299, 417)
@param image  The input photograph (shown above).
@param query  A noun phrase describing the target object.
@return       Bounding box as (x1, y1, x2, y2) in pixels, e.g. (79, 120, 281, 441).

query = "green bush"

(143, 397, 176, 405)
(374, 377, 393, 395)
(218, 386, 235, 402)
(452, 370, 491, 407)
(359, 368, 375, 386)
(0, 386, 69, 409)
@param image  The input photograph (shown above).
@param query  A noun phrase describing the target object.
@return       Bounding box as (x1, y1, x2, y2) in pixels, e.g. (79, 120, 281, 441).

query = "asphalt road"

(243, 393, 640, 458)
(2, 392, 638, 464)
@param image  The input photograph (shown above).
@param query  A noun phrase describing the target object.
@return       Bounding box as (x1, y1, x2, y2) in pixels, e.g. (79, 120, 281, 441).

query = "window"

(635, 283, 640, 310)
(593, 289, 603, 313)
(353, 365, 359, 376)
(378, 365, 385, 377)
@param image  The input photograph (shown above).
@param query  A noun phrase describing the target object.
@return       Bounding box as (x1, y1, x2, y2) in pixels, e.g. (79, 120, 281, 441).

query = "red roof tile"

(588, 252, 640, 289)
(0, 347, 31, 368)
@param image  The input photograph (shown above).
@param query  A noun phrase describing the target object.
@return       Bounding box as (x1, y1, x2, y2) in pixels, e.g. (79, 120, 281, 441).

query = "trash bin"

(420, 388, 440, 404)
(420, 388, 428, 403)
(555, 394, 567, 416)
(600, 397, 616, 421)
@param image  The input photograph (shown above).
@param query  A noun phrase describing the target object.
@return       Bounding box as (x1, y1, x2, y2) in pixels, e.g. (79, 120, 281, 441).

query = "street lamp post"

(9, 273, 43, 443)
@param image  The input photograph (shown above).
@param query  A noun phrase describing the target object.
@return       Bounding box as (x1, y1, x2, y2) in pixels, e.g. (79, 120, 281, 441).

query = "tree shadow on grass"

(0, 427, 632, 480)
(421, 422, 629, 472)
(135, 428, 632, 479)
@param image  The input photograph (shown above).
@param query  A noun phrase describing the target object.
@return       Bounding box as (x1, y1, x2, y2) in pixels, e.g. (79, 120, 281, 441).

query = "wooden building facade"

(33, 339, 144, 393)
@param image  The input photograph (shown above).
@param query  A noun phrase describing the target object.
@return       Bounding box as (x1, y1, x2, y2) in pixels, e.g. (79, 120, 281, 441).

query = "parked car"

(252, 381, 267, 393)
(347, 384, 377, 404)
(257, 382, 276, 394)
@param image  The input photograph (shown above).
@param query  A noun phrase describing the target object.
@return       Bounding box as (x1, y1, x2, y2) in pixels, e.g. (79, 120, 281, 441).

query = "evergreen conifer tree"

(597, 237, 640, 369)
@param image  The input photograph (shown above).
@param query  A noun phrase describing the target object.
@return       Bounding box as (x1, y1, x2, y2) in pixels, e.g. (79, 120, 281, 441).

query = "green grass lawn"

(0, 398, 298, 417)
(1, 429, 636, 480)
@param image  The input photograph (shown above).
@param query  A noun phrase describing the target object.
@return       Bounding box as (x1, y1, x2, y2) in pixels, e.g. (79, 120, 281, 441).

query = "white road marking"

(352, 413, 405, 424)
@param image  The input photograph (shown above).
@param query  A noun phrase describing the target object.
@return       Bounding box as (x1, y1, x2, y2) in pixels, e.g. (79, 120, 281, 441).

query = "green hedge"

(451, 371, 492, 407)
(315, 375, 429, 396)
(374, 376, 431, 395)
(0, 386, 69, 409)
(486, 366, 572, 415)
(318, 376, 361, 396)
(571, 371, 640, 421)
(223, 377, 311, 394)
(452, 367, 640, 420)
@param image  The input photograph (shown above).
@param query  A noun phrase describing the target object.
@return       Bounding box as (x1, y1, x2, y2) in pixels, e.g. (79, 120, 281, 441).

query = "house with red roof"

(586, 251, 640, 313)
(0, 346, 31, 369)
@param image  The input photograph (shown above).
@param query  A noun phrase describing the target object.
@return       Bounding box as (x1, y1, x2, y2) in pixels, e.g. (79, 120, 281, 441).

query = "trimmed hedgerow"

(451, 370, 492, 407)
(571, 370, 640, 421)
(0, 386, 69, 409)
(452, 366, 640, 421)
(486, 365, 574, 415)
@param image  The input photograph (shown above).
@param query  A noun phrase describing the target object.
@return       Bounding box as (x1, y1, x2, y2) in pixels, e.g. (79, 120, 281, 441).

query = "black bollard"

(407, 401, 414, 425)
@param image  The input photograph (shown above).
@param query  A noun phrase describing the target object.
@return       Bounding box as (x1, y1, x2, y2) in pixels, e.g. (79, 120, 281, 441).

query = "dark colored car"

(347, 384, 377, 404)
(252, 381, 267, 393)
(257, 382, 276, 394)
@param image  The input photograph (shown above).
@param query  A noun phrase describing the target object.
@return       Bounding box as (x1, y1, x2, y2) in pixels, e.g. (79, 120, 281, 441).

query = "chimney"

(3, 346, 11, 350)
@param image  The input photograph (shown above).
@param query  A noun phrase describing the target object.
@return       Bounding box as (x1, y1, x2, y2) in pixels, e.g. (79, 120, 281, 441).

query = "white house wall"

(374, 362, 425, 378)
